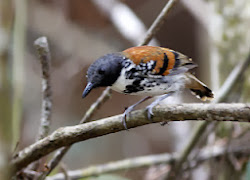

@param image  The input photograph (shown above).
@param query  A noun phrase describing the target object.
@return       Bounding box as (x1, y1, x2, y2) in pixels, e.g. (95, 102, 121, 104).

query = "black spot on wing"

(151, 61, 156, 71)
(156, 53, 168, 75)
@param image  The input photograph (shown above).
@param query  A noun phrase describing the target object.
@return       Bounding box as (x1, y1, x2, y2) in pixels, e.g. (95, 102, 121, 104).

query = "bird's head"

(82, 53, 124, 98)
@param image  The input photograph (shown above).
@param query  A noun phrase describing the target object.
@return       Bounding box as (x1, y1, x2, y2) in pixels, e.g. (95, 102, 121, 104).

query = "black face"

(82, 53, 124, 98)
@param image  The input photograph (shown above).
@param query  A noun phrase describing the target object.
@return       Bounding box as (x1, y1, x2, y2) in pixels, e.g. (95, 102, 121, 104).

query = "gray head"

(82, 53, 124, 98)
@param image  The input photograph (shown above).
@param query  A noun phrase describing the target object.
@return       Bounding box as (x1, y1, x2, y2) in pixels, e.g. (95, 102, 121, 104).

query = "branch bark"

(34, 36, 52, 140)
(11, 103, 250, 172)
(46, 142, 250, 180)
(24, 36, 52, 175)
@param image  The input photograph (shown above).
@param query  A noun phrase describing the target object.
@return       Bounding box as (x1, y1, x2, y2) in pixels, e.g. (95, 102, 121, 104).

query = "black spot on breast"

(123, 78, 144, 93)
(144, 84, 152, 88)
(125, 68, 137, 79)
(123, 85, 144, 93)
(132, 78, 141, 86)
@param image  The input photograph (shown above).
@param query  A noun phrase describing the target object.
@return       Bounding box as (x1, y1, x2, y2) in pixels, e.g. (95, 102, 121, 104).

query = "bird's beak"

(82, 82, 94, 98)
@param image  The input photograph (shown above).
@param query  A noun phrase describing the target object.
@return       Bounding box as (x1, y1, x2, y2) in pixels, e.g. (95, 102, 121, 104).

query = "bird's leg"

(146, 93, 173, 120)
(122, 96, 152, 130)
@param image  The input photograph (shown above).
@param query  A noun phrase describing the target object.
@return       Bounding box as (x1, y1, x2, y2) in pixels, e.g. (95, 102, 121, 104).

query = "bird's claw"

(121, 96, 153, 130)
(122, 106, 134, 130)
(122, 115, 128, 130)
(146, 106, 154, 121)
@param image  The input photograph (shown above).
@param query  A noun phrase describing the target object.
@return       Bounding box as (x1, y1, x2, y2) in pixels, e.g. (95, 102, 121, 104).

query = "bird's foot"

(144, 93, 173, 122)
(121, 96, 152, 130)
(122, 106, 136, 130)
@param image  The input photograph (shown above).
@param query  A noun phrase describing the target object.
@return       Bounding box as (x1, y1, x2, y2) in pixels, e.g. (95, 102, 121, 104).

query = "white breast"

(111, 62, 136, 93)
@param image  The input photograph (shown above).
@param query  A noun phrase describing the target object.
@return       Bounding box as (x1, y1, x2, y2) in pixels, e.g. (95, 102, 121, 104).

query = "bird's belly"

(111, 73, 186, 96)
(112, 80, 169, 95)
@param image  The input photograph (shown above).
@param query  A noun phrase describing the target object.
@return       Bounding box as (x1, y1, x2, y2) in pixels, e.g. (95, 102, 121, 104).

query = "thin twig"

(11, 103, 250, 172)
(46, 142, 250, 180)
(182, 145, 250, 173)
(163, 50, 250, 179)
(21, 169, 40, 179)
(213, 51, 250, 103)
(38, 0, 179, 178)
(34, 36, 52, 140)
(80, 87, 112, 124)
(140, 0, 178, 46)
(48, 153, 175, 180)
(37, 88, 112, 179)
(38, 147, 70, 179)
(59, 163, 71, 180)
(93, 0, 158, 46)
(23, 37, 52, 175)
(24, 37, 52, 174)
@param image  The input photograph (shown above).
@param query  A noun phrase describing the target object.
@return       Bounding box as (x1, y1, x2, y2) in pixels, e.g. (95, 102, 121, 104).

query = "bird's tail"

(185, 73, 214, 101)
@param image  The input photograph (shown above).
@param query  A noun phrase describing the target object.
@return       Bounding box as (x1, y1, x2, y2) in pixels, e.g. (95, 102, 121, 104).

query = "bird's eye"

(98, 68, 105, 75)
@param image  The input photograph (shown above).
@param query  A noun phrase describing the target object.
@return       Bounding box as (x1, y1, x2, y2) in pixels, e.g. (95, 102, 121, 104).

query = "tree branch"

(34, 36, 52, 140)
(93, 0, 158, 46)
(48, 152, 175, 180)
(140, 0, 178, 46)
(22, 37, 53, 175)
(11, 103, 250, 172)
(214, 50, 250, 103)
(46, 141, 250, 180)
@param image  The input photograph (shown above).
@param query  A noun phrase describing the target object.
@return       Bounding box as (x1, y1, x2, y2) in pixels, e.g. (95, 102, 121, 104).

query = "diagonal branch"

(11, 103, 250, 172)
(140, 0, 178, 46)
(214, 50, 250, 103)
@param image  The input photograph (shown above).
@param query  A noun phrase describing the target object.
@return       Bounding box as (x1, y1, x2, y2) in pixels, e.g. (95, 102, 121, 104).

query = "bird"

(82, 46, 214, 129)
